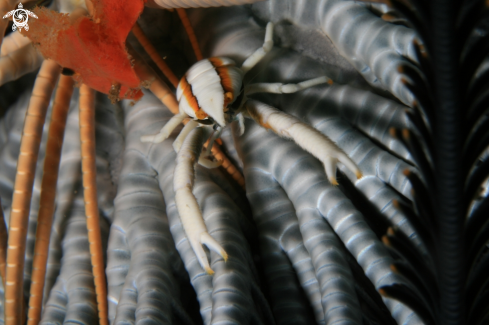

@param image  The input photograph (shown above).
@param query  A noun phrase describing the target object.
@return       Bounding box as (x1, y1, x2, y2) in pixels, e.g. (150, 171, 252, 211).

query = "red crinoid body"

(25, 0, 146, 100)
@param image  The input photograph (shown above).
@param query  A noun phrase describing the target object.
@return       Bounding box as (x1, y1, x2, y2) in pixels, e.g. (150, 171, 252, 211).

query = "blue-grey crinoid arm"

(40, 92, 121, 324)
(252, 0, 421, 107)
(236, 116, 423, 324)
(107, 96, 191, 325)
(40, 189, 110, 325)
(188, 6, 424, 323)
(107, 92, 274, 324)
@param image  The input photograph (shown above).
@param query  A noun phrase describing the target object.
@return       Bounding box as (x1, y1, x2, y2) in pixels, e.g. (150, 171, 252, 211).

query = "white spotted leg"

(173, 126, 228, 274)
(246, 99, 362, 185)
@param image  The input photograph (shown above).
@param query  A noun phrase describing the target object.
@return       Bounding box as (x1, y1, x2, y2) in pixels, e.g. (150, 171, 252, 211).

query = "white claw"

(337, 152, 363, 180)
(189, 233, 228, 275)
(188, 236, 214, 275)
(174, 127, 227, 274)
(201, 232, 228, 261)
(246, 100, 362, 185)
(324, 156, 339, 186)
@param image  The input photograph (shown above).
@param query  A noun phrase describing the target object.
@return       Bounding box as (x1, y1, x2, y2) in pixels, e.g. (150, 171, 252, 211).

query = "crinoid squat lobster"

(141, 22, 363, 274)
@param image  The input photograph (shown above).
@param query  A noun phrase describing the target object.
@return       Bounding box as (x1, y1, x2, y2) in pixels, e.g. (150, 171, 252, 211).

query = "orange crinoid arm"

(5, 59, 60, 325)
(79, 84, 108, 325)
(132, 22, 180, 88)
(0, 199, 6, 287)
(176, 9, 203, 61)
(24, 0, 146, 100)
(27, 75, 74, 325)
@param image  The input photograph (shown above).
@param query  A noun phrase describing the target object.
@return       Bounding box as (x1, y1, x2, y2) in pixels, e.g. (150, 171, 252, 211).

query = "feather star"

(23, 0, 146, 100)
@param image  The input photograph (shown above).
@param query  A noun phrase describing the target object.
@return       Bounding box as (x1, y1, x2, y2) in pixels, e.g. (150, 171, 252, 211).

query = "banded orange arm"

(5, 59, 60, 325)
(27, 75, 74, 325)
(79, 84, 109, 325)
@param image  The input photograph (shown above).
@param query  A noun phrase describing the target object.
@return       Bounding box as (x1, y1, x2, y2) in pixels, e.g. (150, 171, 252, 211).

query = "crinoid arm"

(5, 59, 60, 325)
(79, 84, 109, 325)
(0, 43, 43, 86)
(174, 126, 228, 274)
(1, 30, 31, 56)
(140, 112, 186, 143)
(27, 74, 74, 325)
(246, 99, 362, 185)
(236, 112, 245, 136)
(240, 22, 274, 74)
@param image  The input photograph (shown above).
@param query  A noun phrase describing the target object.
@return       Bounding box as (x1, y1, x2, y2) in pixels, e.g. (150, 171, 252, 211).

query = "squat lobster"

(141, 22, 363, 274)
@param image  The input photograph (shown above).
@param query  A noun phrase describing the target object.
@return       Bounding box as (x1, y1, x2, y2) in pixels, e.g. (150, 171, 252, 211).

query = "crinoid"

(2, 0, 489, 325)
(0, 0, 261, 324)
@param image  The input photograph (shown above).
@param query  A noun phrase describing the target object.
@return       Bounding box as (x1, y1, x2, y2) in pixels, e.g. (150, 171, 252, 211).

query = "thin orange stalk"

(79, 84, 108, 325)
(27, 75, 74, 325)
(149, 78, 180, 114)
(176, 8, 203, 61)
(132, 22, 180, 88)
(0, 198, 6, 287)
(132, 50, 179, 113)
(5, 59, 60, 325)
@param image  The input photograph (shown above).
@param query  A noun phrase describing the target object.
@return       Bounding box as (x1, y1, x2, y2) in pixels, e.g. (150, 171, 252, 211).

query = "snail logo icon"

(3, 3, 37, 32)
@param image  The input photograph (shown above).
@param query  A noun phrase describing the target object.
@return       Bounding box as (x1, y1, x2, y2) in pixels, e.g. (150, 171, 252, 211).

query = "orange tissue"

(25, 0, 146, 100)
